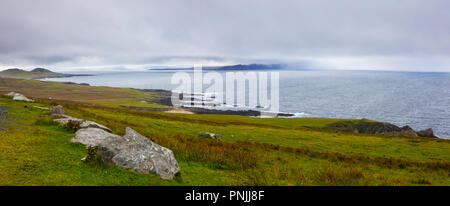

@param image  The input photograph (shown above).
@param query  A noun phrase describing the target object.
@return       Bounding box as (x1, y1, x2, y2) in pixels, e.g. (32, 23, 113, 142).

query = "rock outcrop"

(54, 115, 84, 125)
(327, 120, 438, 138)
(416, 128, 437, 138)
(50, 105, 65, 117)
(199, 132, 222, 140)
(12, 93, 34, 102)
(51, 105, 180, 179)
(54, 115, 111, 132)
(400, 126, 418, 137)
(98, 127, 180, 179)
(79, 120, 112, 132)
(72, 128, 121, 147)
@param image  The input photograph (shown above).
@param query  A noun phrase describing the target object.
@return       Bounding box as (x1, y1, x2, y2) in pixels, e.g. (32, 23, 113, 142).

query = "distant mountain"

(148, 64, 287, 71)
(31, 68, 53, 73)
(0, 68, 30, 78)
(207, 64, 286, 70)
(0, 68, 92, 79)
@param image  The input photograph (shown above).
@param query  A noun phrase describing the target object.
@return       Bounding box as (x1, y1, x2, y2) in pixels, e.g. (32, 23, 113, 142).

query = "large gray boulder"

(72, 128, 121, 147)
(12, 93, 34, 102)
(98, 127, 180, 179)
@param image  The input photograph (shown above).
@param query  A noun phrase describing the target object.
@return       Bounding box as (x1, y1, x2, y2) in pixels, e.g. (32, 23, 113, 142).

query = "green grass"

(0, 100, 236, 185)
(1, 95, 449, 186)
(0, 78, 449, 186)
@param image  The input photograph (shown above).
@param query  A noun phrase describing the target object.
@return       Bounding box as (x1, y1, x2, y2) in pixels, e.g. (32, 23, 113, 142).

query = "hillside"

(0, 78, 449, 185)
(149, 64, 286, 71)
(200, 64, 286, 71)
(0, 68, 88, 79)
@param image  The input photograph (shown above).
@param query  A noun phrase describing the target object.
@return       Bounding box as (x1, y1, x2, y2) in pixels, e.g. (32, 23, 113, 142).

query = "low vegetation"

(0, 77, 166, 108)
(0, 78, 449, 185)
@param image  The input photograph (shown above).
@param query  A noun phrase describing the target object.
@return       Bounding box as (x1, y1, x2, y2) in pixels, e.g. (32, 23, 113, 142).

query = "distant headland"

(148, 64, 287, 71)
(0, 68, 92, 79)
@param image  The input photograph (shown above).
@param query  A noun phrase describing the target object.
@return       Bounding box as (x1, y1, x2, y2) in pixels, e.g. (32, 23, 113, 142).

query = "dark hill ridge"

(0, 68, 28, 74)
(0, 68, 31, 77)
(207, 64, 286, 70)
(3, 68, 22, 72)
(148, 64, 287, 71)
(31, 68, 53, 73)
(0, 68, 92, 79)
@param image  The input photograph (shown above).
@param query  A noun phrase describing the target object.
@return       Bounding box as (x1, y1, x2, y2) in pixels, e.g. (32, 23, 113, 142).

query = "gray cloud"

(0, 0, 449, 71)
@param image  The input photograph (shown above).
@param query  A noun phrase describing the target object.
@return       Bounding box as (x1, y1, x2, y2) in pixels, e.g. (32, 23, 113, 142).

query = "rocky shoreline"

(4, 90, 442, 139)
(327, 119, 438, 138)
(33, 73, 93, 80)
(140, 89, 294, 117)
(130, 89, 441, 138)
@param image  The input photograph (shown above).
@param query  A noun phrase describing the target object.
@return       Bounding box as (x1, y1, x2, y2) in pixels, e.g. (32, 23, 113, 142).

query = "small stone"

(50, 105, 65, 117)
(199, 132, 222, 140)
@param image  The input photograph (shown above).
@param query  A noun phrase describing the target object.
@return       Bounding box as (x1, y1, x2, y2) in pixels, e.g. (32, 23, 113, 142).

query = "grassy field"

(0, 78, 449, 185)
(0, 78, 167, 108)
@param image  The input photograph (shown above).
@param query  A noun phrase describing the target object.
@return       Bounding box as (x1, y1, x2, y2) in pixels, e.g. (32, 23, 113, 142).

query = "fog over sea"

(42, 69, 450, 139)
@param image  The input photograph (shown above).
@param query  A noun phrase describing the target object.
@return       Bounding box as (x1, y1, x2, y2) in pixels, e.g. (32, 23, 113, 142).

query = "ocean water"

(42, 70, 450, 138)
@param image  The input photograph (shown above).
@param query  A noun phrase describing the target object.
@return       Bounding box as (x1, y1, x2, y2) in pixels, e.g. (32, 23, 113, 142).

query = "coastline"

(139, 88, 295, 117)
(4, 76, 443, 138)
(136, 88, 440, 138)
(33, 73, 94, 80)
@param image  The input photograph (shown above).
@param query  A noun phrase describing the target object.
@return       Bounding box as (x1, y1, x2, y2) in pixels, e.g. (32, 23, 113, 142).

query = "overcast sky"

(0, 0, 449, 72)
